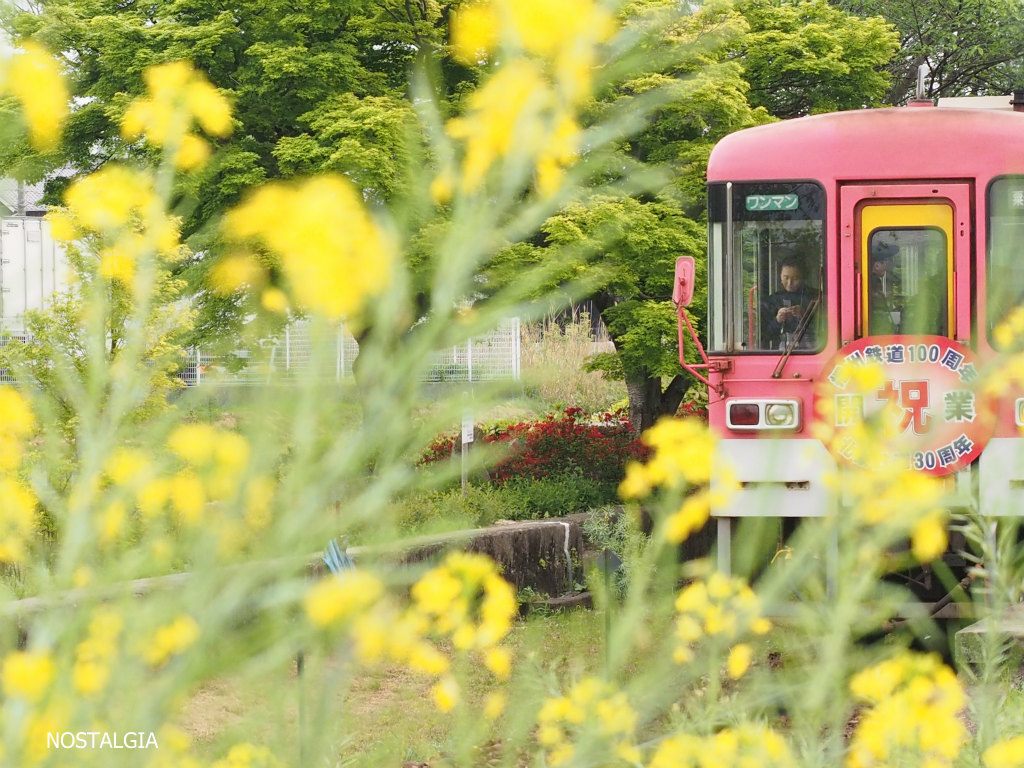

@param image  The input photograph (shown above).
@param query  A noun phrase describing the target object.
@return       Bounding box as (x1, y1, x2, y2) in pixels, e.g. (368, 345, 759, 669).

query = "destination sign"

(745, 194, 799, 212)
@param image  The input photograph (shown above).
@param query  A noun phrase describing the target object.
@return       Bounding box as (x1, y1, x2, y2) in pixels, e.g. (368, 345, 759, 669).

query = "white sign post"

(461, 411, 474, 494)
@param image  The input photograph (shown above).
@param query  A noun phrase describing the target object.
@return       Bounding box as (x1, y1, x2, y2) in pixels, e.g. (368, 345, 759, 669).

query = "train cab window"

(707, 182, 825, 354)
(864, 228, 949, 336)
(987, 176, 1024, 347)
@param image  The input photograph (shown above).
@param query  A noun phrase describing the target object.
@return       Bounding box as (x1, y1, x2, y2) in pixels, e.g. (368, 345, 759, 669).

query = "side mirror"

(674, 257, 696, 307)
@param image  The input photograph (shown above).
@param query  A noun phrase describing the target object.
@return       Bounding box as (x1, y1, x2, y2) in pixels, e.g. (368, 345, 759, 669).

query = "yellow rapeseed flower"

(72, 660, 108, 696)
(484, 645, 512, 681)
(186, 79, 233, 138)
(98, 241, 138, 283)
(46, 209, 77, 242)
(260, 287, 289, 314)
(211, 742, 282, 768)
(209, 254, 266, 295)
(0, 385, 35, 439)
(142, 614, 200, 667)
(411, 551, 517, 650)
(167, 423, 218, 464)
(984, 736, 1024, 768)
(2, 650, 54, 701)
(0, 477, 36, 562)
(73, 608, 123, 696)
(911, 513, 947, 563)
(847, 652, 967, 768)
(64, 165, 156, 232)
(97, 500, 127, 547)
(431, 675, 460, 713)
(6, 43, 69, 150)
(535, 677, 639, 766)
(121, 60, 232, 165)
(222, 175, 393, 320)
(673, 574, 769, 665)
(727, 643, 753, 679)
(665, 490, 712, 544)
(213, 431, 250, 472)
(137, 476, 171, 517)
(174, 133, 212, 171)
(451, 2, 499, 64)
(23, 704, 70, 764)
(483, 691, 506, 720)
(304, 571, 384, 628)
(170, 470, 206, 524)
(104, 447, 151, 487)
(648, 734, 705, 768)
(450, 0, 616, 67)
(407, 642, 450, 676)
(446, 58, 550, 191)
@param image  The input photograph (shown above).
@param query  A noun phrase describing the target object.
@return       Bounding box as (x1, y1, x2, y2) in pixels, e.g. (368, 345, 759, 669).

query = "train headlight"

(1016, 398, 1024, 427)
(765, 402, 797, 427)
(726, 399, 801, 431)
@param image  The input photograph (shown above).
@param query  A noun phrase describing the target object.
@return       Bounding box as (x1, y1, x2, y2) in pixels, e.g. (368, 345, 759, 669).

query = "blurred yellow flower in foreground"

(0, 385, 36, 470)
(211, 742, 283, 768)
(59, 164, 186, 285)
(222, 175, 393, 319)
(304, 570, 385, 627)
(0, 477, 37, 562)
(985, 736, 1024, 768)
(121, 60, 232, 170)
(847, 652, 967, 768)
(451, 0, 616, 72)
(3, 43, 69, 150)
(536, 676, 638, 767)
(442, 0, 616, 198)
(2, 650, 55, 701)
(649, 725, 795, 768)
(620, 417, 715, 499)
(142, 614, 200, 667)
(64, 165, 157, 232)
(410, 551, 517, 650)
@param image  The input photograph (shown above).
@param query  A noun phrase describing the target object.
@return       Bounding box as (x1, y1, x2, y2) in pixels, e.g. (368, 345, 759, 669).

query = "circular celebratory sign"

(814, 335, 993, 476)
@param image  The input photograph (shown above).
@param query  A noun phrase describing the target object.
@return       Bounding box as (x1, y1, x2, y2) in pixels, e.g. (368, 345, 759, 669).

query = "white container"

(0, 216, 68, 335)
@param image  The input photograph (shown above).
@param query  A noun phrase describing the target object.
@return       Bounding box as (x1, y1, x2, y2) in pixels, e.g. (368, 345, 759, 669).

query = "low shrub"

(416, 408, 645, 522)
(484, 407, 647, 486)
(499, 472, 613, 519)
(393, 485, 522, 534)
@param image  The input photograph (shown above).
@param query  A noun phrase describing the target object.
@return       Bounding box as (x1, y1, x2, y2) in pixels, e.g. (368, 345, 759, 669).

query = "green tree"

(837, 0, 1024, 103)
(1, 0, 462, 343)
(494, 0, 898, 431)
(738, 0, 898, 117)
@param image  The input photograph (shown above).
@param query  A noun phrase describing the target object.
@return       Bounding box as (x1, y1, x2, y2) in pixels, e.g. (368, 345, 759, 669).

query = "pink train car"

(676, 98, 1024, 559)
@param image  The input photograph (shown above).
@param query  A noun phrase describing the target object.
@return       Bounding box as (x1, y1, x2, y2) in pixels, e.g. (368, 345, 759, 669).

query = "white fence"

(179, 318, 521, 386)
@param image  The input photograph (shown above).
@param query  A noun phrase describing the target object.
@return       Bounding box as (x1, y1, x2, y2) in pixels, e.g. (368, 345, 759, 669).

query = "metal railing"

(179, 318, 521, 386)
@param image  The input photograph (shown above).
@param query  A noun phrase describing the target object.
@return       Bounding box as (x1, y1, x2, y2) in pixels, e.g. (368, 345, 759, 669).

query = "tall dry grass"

(520, 311, 626, 413)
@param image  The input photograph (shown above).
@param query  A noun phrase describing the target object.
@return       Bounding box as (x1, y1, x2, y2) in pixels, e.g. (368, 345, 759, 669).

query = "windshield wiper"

(772, 296, 821, 379)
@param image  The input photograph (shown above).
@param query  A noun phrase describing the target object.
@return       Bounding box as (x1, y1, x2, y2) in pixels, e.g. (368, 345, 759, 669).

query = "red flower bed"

(420, 407, 649, 486)
(678, 400, 709, 422)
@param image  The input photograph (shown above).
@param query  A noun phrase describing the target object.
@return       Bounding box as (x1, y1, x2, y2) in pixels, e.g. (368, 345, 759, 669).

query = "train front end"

(678, 106, 1024, 524)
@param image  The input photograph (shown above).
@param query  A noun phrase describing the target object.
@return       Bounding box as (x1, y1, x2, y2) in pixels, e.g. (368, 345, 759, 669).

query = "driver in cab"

(762, 258, 817, 350)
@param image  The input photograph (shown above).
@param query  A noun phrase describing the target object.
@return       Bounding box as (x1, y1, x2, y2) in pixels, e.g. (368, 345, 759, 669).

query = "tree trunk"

(624, 372, 691, 433)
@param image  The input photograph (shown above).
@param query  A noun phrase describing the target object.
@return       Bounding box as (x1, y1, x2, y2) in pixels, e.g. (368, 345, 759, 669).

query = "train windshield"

(707, 182, 825, 353)
(987, 176, 1024, 345)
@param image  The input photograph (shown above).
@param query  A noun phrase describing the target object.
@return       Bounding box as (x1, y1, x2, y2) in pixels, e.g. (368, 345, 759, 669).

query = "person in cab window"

(762, 258, 817, 349)
(868, 243, 898, 334)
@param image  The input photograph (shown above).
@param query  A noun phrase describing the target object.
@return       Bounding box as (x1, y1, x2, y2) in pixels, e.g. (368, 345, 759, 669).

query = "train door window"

(864, 228, 949, 336)
(986, 176, 1024, 347)
(707, 182, 825, 353)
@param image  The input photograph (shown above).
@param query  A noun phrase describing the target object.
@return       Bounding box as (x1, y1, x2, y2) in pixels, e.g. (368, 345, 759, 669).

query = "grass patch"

(179, 609, 606, 766)
(520, 314, 625, 413)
